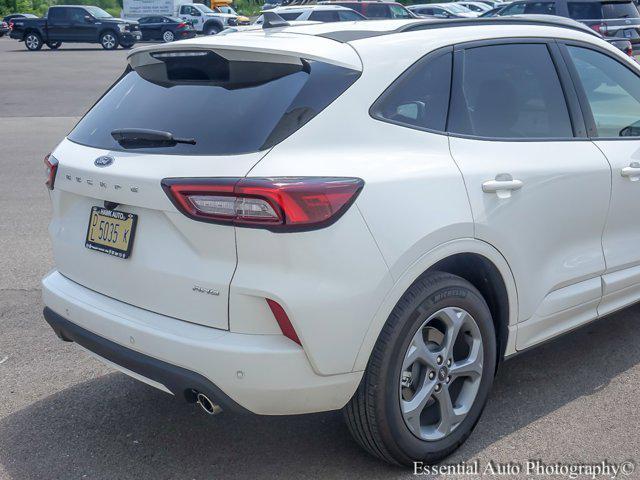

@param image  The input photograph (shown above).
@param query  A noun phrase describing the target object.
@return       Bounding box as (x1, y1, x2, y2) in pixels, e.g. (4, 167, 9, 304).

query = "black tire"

(46, 41, 62, 49)
(100, 30, 118, 50)
(343, 271, 497, 466)
(24, 32, 42, 51)
(203, 23, 221, 35)
(119, 41, 134, 49)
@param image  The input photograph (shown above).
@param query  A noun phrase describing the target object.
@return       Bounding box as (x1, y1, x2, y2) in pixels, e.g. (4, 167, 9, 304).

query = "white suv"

(42, 17, 640, 465)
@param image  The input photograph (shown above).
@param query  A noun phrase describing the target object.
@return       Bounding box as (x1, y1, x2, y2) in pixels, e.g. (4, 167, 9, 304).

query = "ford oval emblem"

(94, 156, 114, 168)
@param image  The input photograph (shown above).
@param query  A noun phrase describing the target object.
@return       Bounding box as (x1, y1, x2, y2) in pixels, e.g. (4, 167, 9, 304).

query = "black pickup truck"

(10, 5, 141, 51)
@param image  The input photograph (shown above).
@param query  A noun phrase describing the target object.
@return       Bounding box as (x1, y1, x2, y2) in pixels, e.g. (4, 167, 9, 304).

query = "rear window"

(601, 1, 639, 18)
(569, 1, 639, 18)
(68, 51, 360, 155)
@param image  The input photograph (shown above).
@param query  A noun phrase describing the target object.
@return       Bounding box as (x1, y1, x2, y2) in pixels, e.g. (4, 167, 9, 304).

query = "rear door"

(46, 7, 72, 41)
(560, 42, 640, 315)
(447, 40, 612, 350)
(49, 39, 362, 330)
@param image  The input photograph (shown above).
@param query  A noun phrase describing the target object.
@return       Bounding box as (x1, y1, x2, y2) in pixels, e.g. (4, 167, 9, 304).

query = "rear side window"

(68, 52, 360, 155)
(567, 46, 640, 137)
(568, 2, 603, 18)
(448, 43, 573, 139)
(371, 51, 452, 132)
(48, 8, 67, 22)
(365, 4, 391, 18)
(309, 10, 340, 22)
(338, 9, 363, 20)
(523, 1, 556, 14)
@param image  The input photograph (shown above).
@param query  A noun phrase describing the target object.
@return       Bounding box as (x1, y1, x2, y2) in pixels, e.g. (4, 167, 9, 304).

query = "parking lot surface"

(1, 37, 639, 480)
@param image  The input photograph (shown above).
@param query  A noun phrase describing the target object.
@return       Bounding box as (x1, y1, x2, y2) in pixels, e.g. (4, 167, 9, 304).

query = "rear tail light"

(8, 21, 14, 30)
(177, 22, 187, 28)
(266, 299, 301, 345)
(44, 154, 58, 190)
(162, 177, 364, 232)
(590, 22, 607, 34)
(627, 44, 634, 57)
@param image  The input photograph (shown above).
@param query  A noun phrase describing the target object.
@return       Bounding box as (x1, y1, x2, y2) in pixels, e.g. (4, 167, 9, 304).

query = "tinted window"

(602, 1, 639, 18)
(278, 12, 304, 19)
(568, 2, 602, 18)
(389, 4, 413, 18)
(309, 10, 340, 21)
(48, 8, 67, 22)
(567, 46, 640, 137)
(365, 4, 391, 17)
(68, 8, 86, 23)
(338, 9, 364, 20)
(371, 52, 452, 132)
(449, 43, 573, 138)
(499, 2, 526, 14)
(68, 54, 360, 155)
(524, 1, 555, 13)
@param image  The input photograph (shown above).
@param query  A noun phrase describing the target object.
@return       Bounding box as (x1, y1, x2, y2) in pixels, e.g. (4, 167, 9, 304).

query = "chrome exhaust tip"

(196, 392, 222, 415)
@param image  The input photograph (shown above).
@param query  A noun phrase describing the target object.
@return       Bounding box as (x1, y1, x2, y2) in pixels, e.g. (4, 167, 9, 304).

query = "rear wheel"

(204, 23, 221, 35)
(100, 31, 118, 50)
(24, 32, 42, 51)
(119, 41, 134, 49)
(162, 30, 175, 42)
(47, 41, 62, 49)
(343, 272, 497, 466)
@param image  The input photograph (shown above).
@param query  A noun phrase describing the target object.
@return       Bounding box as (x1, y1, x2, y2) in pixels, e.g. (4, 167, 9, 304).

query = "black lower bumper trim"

(43, 307, 249, 414)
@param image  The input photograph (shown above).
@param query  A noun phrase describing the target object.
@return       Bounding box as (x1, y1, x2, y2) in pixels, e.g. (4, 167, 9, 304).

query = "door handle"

(482, 173, 523, 199)
(621, 162, 640, 181)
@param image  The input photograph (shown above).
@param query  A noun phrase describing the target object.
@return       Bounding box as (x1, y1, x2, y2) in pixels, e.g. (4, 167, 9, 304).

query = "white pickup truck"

(177, 3, 249, 34)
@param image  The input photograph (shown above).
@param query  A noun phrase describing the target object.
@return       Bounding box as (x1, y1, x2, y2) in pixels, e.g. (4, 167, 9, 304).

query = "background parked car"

(326, 1, 417, 19)
(408, 3, 478, 17)
(0, 20, 8, 37)
(176, 3, 249, 35)
(254, 5, 367, 23)
(494, 0, 640, 50)
(9, 5, 141, 51)
(456, 1, 493, 13)
(137, 16, 196, 42)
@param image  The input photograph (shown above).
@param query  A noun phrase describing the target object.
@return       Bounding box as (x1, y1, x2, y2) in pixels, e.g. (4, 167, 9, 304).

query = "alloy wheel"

(399, 307, 484, 441)
(26, 34, 40, 50)
(163, 30, 174, 42)
(102, 34, 116, 49)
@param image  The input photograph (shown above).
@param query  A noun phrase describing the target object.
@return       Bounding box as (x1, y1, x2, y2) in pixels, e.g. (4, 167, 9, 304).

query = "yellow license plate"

(85, 207, 138, 259)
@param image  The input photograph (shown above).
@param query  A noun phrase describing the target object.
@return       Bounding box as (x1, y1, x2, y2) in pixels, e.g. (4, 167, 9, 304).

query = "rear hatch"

(568, 0, 640, 41)
(49, 31, 361, 330)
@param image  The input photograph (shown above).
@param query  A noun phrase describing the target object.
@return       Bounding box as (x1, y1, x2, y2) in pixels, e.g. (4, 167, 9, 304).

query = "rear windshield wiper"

(111, 128, 196, 149)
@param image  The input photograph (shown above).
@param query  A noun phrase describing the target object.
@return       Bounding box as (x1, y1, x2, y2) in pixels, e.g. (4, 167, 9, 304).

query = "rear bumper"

(42, 270, 361, 415)
(43, 307, 248, 413)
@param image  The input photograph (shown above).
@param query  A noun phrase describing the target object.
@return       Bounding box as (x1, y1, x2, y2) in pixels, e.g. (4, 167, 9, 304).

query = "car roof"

(131, 15, 603, 68)
(272, 4, 354, 10)
(326, 1, 403, 4)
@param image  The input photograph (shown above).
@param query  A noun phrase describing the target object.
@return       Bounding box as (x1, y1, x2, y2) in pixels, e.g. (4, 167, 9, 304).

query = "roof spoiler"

(262, 11, 290, 29)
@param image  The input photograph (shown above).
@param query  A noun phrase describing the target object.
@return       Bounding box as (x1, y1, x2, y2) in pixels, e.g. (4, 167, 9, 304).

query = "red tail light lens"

(162, 177, 364, 231)
(44, 154, 58, 190)
(627, 45, 634, 57)
(266, 299, 301, 345)
(8, 21, 14, 30)
(177, 22, 187, 28)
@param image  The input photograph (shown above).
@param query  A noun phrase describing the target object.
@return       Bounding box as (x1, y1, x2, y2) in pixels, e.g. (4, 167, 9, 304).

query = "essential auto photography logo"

(414, 459, 636, 479)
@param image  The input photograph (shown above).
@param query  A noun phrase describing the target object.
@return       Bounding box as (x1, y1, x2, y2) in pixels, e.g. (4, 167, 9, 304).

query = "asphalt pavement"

(1, 37, 639, 480)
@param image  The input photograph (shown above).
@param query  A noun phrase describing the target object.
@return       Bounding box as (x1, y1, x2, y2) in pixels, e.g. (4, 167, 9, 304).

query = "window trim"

(369, 46, 453, 135)
(558, 40, 640, 141)
(369, 37, 594, 142)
